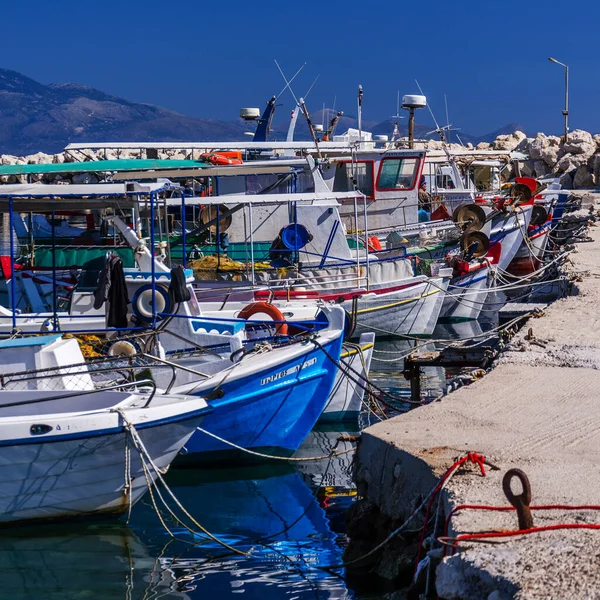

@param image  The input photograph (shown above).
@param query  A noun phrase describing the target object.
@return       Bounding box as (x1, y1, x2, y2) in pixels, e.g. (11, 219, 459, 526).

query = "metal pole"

(181, 189, 187, 267)
(8, 197, 16, 331)
(249, 201, 255, 286)
(354, 196, 360, 288)
(564, 65, 569, 142)
(51, 209, 57, 331)
(548, 58, 570, 143)
(363, 194, 370, 291)
(150, 192, 156, 329)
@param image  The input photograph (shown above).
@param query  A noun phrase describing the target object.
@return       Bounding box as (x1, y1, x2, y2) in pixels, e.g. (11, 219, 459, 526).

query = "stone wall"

(2, 131, 599, 189)
(426, 129, 600, 190)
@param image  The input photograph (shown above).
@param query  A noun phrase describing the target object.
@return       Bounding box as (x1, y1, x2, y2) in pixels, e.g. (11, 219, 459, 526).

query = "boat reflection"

(0, 522, 187, 600)
(127, 463, 351, 598)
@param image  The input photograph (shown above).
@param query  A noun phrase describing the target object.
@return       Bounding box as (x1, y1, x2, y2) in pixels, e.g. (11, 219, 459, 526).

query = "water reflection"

(126, 457, 352, 599)
(0, 337, 456, 600)
(0, 522, 186, 600)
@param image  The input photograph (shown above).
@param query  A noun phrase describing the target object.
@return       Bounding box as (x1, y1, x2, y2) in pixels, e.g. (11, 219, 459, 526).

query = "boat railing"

(0, 353, 185, 403)
(0, 377, 159, 409)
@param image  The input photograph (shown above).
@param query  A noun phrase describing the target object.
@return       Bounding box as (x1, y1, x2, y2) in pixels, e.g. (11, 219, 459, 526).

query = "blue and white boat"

(171, 305, 346, 463)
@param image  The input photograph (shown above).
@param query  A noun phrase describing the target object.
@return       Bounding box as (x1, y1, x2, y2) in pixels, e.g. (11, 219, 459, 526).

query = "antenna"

(304, 74, 320, 100)
(298, 97, 322, 158)
(445, 94, 451, 143)
(274, 59, 303, 105)
(391, 90, 405, 142)
(415, 80, 458, 157)
(424, 93, 461, 139)
(415, 79, 442, 133)
(401, 90, 427, 149)
(357, 85, 363, 140)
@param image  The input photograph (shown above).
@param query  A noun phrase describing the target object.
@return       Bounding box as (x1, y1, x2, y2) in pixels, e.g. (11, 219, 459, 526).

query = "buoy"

(200, 153, 243, 166)
(237, 302, 288, 336)
(107, 340, 137, 357)
(367, 235, 382, 252)
(131, 284, 171, 322)
(280, 224, 311, 251)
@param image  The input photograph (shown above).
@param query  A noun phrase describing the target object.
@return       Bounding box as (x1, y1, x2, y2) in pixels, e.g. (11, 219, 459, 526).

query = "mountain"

(0, 69, 248, 155)
(0, 68, 529, 155)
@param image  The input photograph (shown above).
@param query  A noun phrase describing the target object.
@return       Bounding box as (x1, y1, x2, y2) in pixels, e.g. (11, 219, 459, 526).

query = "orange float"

(237, 302, 288, 336)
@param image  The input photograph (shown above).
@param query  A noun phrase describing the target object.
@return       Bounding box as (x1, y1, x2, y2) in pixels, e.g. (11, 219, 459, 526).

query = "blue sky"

(1, 0, 597, 135)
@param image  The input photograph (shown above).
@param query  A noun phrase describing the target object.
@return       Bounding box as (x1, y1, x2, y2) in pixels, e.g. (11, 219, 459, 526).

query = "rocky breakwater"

(0, 147, 191, 184)
(2, 130, 600, 189)
(426, 129, 599, 190)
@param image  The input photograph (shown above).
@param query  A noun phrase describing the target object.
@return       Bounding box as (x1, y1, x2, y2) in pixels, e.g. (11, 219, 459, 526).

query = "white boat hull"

(320, 332, 375, 421)
(353, 276, 449, 337)
(0, 389, 208, 524)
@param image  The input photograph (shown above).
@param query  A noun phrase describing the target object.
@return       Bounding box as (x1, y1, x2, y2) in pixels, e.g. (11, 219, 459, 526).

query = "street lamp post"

(548, 57, 569, 142)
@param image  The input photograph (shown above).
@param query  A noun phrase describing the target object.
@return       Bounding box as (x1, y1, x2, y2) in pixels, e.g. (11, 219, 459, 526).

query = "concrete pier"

(349, 193, 600, 598)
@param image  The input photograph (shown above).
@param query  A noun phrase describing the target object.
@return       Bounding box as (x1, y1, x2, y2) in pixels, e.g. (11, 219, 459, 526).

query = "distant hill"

(0, 68, 529, 155)
(0, 69, 247, 155)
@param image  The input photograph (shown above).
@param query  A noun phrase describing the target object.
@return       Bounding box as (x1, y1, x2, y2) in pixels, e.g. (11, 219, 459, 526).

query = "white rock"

(563, 129, 595, 156)
(533, 160, 549, 177)
(426, 140, 443, 150)
(0, 155, 18, 165)
(520, 162, 534, 177)
(593, 155, 600, 183)
(476, 142, 491, 150)
(559, 171, 573, 189)
(528, 133, 547, 161)
(517, 136, 532, 152)
(492, 131, 526, 152)
(573, 164, 595, 188)
(529, 133, 562, 167)
(26, 152, 52, 164)
(52, 153, 65, 164)
(554, 152, 588, 174)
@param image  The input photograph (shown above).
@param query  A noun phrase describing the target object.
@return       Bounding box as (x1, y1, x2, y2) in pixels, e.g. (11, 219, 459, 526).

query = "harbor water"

(0, 332, 456, 600)
(0, 283, 521, 600)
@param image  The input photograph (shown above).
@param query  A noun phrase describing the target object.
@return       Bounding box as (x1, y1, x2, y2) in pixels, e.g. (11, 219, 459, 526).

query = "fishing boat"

(439, 198, 534, 321)
(166, 304, 347, 463)
(505, 182, 567, 278)
(0, 182, 375, 429)
(0, 334, 211, 524)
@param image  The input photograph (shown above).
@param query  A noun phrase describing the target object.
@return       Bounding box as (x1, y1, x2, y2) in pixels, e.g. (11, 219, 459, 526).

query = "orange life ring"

(237, 301, 288, 336)
(367, 235, 382, 252)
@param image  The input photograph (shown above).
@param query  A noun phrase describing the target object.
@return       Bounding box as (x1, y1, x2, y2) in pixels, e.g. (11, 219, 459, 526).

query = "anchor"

(502, 468, 534, 530)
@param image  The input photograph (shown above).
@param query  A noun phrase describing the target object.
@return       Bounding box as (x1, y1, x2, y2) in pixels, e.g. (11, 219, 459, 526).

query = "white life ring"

(107, 340, 137, 357)
(131, 284, 171, 322)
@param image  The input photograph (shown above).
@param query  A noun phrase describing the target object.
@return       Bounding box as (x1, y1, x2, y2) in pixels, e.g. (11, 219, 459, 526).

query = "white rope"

(195, 427, 356, 461)
(117, 408, 248, 556)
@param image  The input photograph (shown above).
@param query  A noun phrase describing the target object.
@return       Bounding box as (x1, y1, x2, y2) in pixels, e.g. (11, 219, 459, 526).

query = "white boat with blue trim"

(0, 334, 211, 524)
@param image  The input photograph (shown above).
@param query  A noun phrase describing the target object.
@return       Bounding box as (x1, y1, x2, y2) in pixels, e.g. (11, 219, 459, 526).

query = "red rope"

(443, 504, 600, 555)
(413, 453, 487, 576)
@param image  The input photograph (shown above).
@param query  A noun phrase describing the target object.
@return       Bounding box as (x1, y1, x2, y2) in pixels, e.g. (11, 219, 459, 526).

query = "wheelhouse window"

(332, 161, 374, 198)
(376, 158, 419, 190)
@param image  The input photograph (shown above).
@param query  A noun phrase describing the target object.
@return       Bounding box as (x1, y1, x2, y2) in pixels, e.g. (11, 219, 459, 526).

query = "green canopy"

(0, 159, 209, 176)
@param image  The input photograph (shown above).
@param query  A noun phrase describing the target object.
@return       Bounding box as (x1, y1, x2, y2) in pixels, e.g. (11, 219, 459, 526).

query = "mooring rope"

(117, 408, 248, 556)
(195, 427, 356, 461)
